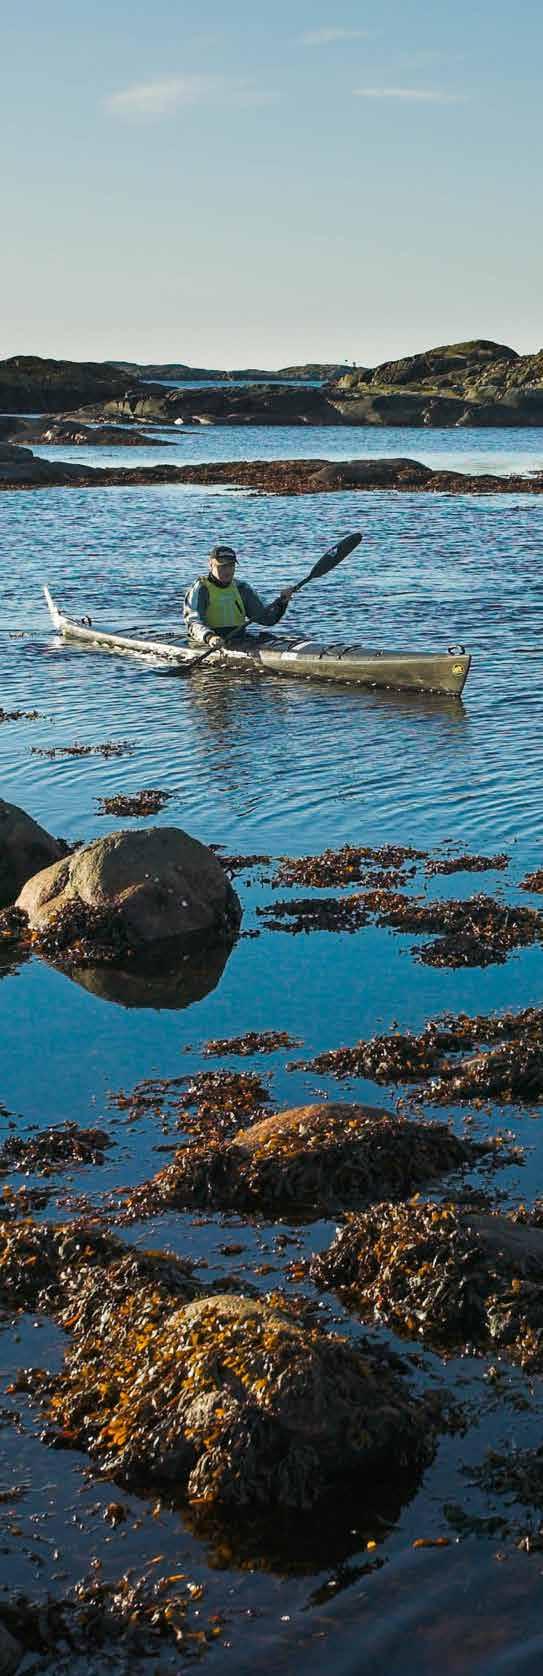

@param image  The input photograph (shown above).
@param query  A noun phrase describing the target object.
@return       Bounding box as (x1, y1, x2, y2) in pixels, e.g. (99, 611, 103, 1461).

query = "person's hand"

(279, 585, 296, 603)
(206, 633, 223, 650)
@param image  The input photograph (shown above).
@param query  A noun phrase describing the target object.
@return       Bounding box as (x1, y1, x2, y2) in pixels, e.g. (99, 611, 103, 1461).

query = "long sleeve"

(238, 582, 289, 627)
(183, 579, 210, 645)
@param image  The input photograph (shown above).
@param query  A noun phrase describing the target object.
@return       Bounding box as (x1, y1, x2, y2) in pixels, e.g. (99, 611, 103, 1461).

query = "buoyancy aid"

(200, 575, 247, 632)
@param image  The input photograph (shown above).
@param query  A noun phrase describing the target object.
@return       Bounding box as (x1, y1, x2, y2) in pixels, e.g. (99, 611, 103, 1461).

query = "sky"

(1, 0, 542, 368)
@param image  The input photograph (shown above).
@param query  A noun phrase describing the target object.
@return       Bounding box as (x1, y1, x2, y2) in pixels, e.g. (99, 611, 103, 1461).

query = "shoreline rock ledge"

(15, 827, 241, 963)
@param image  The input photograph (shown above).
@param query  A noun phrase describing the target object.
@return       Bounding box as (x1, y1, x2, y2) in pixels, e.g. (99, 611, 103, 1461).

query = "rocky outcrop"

(0, 442, 95, 486)
(1, 418, 171, 447)
(331, 339, 543, 426)
(15, 826, 241, 961)
(0, 799, 65, 908)
(3, 446, 543, 494)
(68, 384, 345, 427)
(0, 355, 128, 413)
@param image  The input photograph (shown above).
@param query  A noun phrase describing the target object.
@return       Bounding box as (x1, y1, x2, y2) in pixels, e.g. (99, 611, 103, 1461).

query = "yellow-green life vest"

(201, 575, 247, 631)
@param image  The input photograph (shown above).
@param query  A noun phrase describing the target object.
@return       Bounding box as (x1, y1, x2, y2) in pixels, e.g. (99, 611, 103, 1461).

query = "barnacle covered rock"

(44, 1291, 434, 1514)
(127, 1102, 478, 1219)
(310, 1201, 543, 1365)
(15, 827, 241, 965)
(0, 797, 65, 908)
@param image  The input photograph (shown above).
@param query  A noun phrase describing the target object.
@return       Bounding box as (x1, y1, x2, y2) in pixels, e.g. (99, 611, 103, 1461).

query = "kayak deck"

(43, 587, 471, 696)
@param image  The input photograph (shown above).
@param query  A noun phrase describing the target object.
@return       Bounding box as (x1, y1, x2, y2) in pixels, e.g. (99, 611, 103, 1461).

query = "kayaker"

(183, 545, 295, 648)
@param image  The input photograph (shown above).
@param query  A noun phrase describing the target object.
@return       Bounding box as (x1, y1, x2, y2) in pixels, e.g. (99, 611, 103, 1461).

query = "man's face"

(211, 556, 236, 584)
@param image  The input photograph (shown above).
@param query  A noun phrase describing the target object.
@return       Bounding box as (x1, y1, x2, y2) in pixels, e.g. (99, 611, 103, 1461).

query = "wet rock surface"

(125, 1103, 480, 1219)
(0, 798, 66, 909)
(310, 1202, 543, 1367)
(15, 826, 242, 963)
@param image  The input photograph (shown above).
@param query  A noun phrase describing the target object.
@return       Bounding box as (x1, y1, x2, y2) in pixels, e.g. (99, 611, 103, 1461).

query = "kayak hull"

(43, 588, 471, 696)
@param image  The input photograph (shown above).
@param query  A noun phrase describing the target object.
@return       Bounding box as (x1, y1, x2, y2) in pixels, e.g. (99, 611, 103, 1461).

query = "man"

(183, 545, 295, 648)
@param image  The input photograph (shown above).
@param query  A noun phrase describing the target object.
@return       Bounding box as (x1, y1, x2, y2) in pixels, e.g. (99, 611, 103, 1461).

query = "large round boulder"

(16, 827, 241, 959)
(0, 798, 65, 908)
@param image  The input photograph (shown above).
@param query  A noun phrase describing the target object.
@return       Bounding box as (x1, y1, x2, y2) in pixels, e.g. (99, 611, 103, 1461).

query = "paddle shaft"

(186, 531, 362, 671)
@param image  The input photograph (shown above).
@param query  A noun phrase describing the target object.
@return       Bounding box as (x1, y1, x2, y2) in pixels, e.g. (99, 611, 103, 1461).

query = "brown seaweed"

(96, 788, 173, 817)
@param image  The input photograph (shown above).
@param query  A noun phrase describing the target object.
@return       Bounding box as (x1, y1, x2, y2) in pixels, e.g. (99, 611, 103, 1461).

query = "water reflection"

(61, 939, 233, 1010)
(178, 1458, 425, 1576)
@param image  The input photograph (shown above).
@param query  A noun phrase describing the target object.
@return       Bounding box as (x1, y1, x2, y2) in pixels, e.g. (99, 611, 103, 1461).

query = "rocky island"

(3, 339, 543, 427)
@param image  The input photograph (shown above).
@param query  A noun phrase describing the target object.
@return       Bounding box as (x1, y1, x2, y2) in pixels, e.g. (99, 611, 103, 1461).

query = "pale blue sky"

(2, 0, 542, 366)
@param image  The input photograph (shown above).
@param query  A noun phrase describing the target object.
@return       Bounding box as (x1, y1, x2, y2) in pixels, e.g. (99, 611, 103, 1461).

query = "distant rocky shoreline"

(1, 443, 543, 496)
(3, 338, 543, 426)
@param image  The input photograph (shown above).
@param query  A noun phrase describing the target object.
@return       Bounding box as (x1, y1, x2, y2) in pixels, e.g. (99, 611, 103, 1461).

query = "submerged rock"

(310, 1201, 543, 1366)
(44, 1289, 434, 1515)
(0, 798, 65, 908)
(126, 1102, 479, 1219)
(15, 826, 241, 964)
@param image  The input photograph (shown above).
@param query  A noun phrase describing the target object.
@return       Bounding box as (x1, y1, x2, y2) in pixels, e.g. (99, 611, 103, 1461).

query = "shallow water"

(2, 464, 543, 1669)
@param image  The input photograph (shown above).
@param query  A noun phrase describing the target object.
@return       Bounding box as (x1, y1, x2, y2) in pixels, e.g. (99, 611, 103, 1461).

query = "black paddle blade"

(305, 530, 362, 584)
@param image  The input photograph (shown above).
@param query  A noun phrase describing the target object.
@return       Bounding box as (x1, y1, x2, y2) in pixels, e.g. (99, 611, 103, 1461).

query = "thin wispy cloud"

(353, 86, 465, 103)
(301, 27, 371, 45)
(107, 75, 277, 117)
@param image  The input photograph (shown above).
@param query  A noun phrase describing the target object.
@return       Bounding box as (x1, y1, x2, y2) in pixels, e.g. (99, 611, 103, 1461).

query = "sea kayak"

(43, 588, 471, 696)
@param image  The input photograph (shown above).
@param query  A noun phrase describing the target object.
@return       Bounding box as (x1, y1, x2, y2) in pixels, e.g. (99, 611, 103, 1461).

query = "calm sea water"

(2, 428, 543, 1670)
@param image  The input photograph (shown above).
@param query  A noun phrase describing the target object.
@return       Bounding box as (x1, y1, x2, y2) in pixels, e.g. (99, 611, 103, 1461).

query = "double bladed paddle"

(186, 530, 362, 672)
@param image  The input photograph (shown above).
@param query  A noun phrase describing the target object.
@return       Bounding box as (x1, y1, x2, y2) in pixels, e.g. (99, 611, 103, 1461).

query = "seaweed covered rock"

(16, 826, 241, 963)
(0, 1219, 204, 1319)
(310, 1202, 543, 1365)
(128, 1103, 478, 1219)
(44, 1291, 433, 1513)
(0, 798, 65, 908)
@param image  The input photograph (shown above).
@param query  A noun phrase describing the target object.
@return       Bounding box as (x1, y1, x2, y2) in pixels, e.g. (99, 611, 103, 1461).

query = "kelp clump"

(43, 1291, 434, 1513)
(125, 1103, 479, 1220)
(0, 1571, 217, 1661)
(0, 1122, 112, 1175)
(310, 1201, 543, 1367)
(96, 788, 173, 817)
(259, 887, 542, 966)
(272, 843, 423, 889)
(0, 1219, 203, 1319)
(28, 896, 134, 966)
(203, 1030, 300, 1057)
(296, 1002, 543, 1104)
(109, 1066, 271, 1144)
